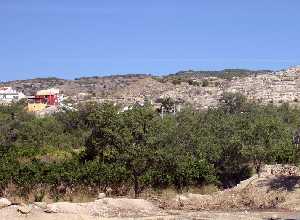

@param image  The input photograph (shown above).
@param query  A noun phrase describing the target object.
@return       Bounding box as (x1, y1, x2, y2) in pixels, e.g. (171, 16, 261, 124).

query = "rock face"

(263, 164, 300, 176)
(0, 198, 11, 209)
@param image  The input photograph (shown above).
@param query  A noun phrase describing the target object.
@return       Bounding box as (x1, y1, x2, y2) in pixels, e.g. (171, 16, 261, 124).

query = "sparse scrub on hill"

(187, 79, 200, 86)
(202, 79, 209, 87)
(0, 94, 299, 201)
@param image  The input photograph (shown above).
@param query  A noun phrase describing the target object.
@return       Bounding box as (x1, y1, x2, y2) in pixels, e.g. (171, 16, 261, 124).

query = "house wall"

(35, 95, 58, 105)
(27, 103, 47, 112)
(0, 93, 24, 104)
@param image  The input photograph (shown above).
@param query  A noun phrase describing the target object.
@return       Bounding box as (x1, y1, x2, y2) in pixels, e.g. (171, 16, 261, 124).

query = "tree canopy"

(0, 93, 299, 199)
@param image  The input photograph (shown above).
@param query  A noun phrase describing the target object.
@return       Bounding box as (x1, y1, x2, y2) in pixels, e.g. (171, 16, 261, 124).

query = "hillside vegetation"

(0, 93, 299, 202)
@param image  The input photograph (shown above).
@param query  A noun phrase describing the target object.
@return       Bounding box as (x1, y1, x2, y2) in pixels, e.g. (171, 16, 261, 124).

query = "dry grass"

(1, 184, 97, 204)
(188, 185, 218, 195)
(162, 173, 292, 211)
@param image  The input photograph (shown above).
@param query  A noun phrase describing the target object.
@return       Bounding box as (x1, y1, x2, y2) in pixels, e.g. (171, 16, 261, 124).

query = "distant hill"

(170, 69, 273, 79)
(0, 74, 151, 96)
(1, 69, 273, 96)
(2, 67, 299, 110)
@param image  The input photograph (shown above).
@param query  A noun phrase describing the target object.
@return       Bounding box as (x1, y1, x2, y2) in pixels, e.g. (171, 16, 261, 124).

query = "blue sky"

(1, 0, 300, 81)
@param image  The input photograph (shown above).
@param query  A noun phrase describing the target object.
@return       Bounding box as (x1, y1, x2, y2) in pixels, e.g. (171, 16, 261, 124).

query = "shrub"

(202, 79, 209, 87)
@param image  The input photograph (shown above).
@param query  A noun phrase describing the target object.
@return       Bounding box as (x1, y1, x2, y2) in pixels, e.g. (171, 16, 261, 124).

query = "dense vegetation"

(0, 94, 299, 200)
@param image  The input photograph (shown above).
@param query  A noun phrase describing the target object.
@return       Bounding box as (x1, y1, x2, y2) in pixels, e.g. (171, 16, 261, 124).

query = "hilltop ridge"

(1, 67, 300, 109)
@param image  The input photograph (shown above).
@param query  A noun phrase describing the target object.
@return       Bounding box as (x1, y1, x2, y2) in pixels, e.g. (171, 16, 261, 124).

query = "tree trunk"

(255, 160, 262, 177)
(133, 173, 139, 199)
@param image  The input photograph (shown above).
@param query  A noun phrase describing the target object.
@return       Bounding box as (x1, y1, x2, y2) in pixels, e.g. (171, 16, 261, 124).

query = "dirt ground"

(1, 206, 300, 220)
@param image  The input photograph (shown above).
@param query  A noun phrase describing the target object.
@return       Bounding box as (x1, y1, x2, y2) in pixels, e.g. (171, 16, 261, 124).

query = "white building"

(0, 87, 26, 104)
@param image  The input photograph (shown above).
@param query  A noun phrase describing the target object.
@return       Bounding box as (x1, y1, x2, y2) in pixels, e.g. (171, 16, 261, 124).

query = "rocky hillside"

(2, 67, 300, 109)
(0, 74, 150, 97)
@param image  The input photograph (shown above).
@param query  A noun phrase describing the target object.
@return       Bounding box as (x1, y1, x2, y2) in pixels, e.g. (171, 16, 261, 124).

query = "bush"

(0, 97, 299, 198)
(202, 79, 209, 87)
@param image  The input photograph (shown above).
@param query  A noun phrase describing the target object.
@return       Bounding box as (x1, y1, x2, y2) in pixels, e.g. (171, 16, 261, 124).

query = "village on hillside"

(0, 87, 63, 116)
(1, 66, 300, 116)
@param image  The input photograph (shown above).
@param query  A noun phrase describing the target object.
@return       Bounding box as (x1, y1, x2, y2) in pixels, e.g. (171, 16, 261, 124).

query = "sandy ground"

(1, 206, 300, 220)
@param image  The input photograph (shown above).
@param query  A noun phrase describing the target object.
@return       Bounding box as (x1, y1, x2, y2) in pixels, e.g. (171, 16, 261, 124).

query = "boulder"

(45, 202, 88, 214)
(96, 198, 158, 212)
(17, 205, 32, 214)
(44, 198, 160, 217)
(97, 193, 106, 199)
(175, 194, 189, 202)
(0, 198, 11, 208)
(106, 187, 113, 197)
(33, 202, 47, 209)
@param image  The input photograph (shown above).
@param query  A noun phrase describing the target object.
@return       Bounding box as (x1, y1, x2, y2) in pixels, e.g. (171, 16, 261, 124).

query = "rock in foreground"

(45, 198, 162, 217)
(17, 205, 32, 214)
(0, 198, 11, 209)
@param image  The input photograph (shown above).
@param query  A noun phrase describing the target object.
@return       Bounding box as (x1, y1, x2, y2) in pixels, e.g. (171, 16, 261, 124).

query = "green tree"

(161, 97, 175, 113)
(84, 103, 121, 161)
(119, 105, 160, 197)
(85, 104, 160, 197)
(242, 114, 295, 175)
(219, 92, 249, 114)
